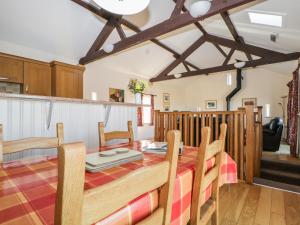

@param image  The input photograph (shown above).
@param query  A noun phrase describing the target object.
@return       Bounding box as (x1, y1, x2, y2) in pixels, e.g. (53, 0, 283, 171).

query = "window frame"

(142, 94, 153, 125)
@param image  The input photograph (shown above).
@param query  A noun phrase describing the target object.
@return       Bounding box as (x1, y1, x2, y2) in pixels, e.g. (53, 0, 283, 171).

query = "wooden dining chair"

(98, 120, 134, 147)
(190, 124, 227, 225)
(55, 130, 181, 225)
(0, 123, 64, 163)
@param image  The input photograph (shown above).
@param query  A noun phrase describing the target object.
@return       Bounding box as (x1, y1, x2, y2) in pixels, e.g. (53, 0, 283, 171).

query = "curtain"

(137, 94, 143, 127)
(150, 95, 155, 126)
(287, 65, 299, 157)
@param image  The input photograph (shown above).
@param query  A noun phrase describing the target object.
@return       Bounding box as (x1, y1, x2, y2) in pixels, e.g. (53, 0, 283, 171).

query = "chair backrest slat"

(4, 137, 60, 154)
(205, 140, 222, 160)
(201, 166, 219, 192)
(82, 161, 169, 225)
(190, 123, 227, 225)
(0, 123, 64, 163)
(105, 131, 131, 141)
(98, 121, 134, 147)
(55, 130, 181, 225)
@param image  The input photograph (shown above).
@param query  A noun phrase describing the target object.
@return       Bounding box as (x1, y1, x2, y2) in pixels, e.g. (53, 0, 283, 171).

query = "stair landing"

(259, 154, 300, 191)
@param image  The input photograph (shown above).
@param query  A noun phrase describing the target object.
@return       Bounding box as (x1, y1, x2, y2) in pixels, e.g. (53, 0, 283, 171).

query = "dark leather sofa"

(263, 117, 283, 151)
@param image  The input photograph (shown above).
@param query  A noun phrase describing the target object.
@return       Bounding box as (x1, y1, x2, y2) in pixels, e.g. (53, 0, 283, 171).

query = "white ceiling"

(0, 0, 299, 79)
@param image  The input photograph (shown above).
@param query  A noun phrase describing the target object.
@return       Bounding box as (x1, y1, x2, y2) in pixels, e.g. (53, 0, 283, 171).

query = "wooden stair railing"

(154, 105, 263, 183)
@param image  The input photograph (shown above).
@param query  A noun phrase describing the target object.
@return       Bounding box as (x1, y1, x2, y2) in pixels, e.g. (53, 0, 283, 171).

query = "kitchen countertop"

(0, 93, 144, 107)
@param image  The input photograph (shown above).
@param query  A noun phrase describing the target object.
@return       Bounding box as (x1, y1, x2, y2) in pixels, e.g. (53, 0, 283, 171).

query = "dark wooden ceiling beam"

(84, 19, 115, 58)
(172, 0, 228, 58)
(71, 0, 201, 70)
(182, 62, 191, 72)
(79, 0, 257, 64)
(70, 0, 117, 20)
(112, 19, 126, 40)
(213, 44, 228, 57)
(156, 37, 206, 78)
(223, 49, 235, 65)
(220, 11, 252, 60)
(120, 19, 201, 70)
(205, 34, 285, 58)
(171, 0, 185, 18)
(150, 52, 300, 82)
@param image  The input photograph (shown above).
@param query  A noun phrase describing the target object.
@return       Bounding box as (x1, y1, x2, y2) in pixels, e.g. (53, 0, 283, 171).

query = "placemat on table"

(86, 148, 143, 172)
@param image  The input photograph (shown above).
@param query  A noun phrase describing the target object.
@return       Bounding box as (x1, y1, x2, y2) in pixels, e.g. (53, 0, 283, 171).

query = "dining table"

(0, 140, 238, 225)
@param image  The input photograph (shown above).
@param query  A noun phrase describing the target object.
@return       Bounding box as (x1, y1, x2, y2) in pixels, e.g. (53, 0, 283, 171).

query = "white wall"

(84, 59, 186, 140)
(84, 59, 186, 110)
(84, 63, 292, 139)
(182, 68, 292, 124)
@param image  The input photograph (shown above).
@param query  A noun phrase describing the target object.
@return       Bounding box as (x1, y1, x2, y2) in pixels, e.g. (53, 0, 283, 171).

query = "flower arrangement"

(128, 79, 147, 94)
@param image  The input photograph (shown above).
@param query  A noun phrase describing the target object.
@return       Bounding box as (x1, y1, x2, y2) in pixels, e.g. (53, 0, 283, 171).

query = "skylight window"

(248, 11, 283, 27)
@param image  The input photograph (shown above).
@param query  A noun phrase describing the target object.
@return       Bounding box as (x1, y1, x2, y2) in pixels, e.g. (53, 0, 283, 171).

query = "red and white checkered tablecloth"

(0, 141, 237, 225)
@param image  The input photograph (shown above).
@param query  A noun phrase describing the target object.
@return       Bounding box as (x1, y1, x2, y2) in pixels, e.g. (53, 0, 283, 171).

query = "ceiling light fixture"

(234, 61, 246, 69)
(92, 0, 150, 15)
(174, 73, 182, 79)
(103, 43, 114, 53)
(189, 0, 212, 18)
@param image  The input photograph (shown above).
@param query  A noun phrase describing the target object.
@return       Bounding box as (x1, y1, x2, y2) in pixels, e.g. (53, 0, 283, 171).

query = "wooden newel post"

(245, 104, 255, 183)
(257, 106, 263, 151)
(154, 110, 160, 141)
(254, 106, 263, 177)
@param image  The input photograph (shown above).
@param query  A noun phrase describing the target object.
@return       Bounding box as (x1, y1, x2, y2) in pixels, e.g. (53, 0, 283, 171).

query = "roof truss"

(71, 0, 300, 82)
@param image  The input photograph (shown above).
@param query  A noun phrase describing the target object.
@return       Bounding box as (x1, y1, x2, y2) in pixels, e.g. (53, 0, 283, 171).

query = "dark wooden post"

(245, 104, 255, 183)
(238, 109, 245, 180)
(154, 110, 160, 141)
(254, 106, 263, 177)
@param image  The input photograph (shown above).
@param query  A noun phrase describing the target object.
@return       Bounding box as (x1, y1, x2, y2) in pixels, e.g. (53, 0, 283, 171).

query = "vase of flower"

(128, 79, 147, 104)
(135, 93, 142, 104)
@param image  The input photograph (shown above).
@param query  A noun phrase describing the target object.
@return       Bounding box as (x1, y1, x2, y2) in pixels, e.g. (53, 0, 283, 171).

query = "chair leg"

(211, 206, 219, 225)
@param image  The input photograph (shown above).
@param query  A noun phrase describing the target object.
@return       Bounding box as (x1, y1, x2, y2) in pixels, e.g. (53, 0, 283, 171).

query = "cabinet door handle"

(0, 76, 8, 80)
(25, 84, 29, 93)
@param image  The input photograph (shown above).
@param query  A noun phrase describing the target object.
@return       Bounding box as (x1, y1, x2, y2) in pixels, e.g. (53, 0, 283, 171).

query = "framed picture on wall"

(109, 88, 125, 102)
(205, 100, 217, 109)
(163, 93, 170, 106)
(242, 98, 257, 107)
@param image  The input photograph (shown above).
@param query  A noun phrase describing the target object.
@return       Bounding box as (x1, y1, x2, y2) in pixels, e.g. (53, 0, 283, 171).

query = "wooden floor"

(218, 183, 300, 225)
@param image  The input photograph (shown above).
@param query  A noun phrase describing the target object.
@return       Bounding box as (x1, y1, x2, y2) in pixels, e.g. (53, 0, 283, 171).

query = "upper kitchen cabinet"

(0, 55, 24, 83)
(23, 61, 51, 96)
(51, 61, 85, 99)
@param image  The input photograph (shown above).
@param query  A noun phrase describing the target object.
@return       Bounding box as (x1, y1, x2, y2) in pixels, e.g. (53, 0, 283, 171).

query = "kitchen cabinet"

(51, 61, 85, 99)
(0, 53, 85, 98)
(0, 55, 23, 83)
(23, 61, 51, 96)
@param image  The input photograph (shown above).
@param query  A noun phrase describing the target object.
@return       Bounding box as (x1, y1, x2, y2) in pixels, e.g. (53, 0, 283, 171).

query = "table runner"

(0, 141, 237, 225)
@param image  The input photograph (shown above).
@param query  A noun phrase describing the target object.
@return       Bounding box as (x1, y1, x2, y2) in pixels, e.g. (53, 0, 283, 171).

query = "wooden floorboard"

(217, 183, 300, 225)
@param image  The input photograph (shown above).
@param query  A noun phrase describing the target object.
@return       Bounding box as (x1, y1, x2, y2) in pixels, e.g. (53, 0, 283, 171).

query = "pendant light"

(234, 61, 246, 69)
(92, 0, 150, 15)
(174, 73, 182, 79)
(103, 43, 114, 53)
(189, 0, 212, 18)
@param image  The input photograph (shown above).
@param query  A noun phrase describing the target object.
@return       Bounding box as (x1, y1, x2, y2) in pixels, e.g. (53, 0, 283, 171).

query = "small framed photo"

(163, 93, 170, 106)
(109, 88, 125, 103)
(242, 98, 257, 107)
(206, 100, 217, 109)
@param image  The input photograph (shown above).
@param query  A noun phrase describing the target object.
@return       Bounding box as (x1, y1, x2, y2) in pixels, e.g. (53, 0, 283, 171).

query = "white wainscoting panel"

(0, 98, 137, 161)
